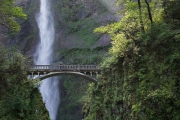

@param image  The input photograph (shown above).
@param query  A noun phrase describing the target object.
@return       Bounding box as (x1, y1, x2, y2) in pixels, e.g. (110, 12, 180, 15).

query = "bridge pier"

(31, 72, 34, 79)
(38, 72, 40, 76)
(90, 72, 92, 76)
(96, 72, 98, 78)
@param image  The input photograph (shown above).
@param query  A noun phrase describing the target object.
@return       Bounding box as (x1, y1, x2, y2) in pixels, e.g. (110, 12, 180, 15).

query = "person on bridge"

(59, 61, 63, 65)
(59, 61, 63, 69)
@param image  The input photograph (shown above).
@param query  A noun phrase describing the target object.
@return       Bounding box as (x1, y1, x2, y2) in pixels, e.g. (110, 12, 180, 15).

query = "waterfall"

(35, 0, 60, 119)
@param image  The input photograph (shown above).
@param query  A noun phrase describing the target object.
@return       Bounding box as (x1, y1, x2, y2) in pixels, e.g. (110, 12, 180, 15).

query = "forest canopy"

(0, 46, 49, 119)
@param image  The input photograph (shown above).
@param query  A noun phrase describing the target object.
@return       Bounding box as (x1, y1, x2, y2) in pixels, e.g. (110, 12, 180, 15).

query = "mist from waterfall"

(35, 0, 60, 119)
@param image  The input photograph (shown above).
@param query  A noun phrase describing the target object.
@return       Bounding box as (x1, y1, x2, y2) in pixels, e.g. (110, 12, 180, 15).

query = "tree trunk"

(144, 0, 153, 23)
(137, 0, 145, 33)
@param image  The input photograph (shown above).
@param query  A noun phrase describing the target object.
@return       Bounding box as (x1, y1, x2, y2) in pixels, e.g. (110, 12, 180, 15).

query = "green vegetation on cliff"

(0, 0, 27, 33)
(83, 0, 180, 120)
(67, 18, 100, 46)
(53, 0, 108, 48)
(0, 47, 49, 120)
(57, 47, 109, 64)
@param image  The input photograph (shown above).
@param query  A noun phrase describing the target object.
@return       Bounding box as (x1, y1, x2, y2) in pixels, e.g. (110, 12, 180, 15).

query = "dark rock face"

(91, 34, 111, 49)
(17, 18, 40, 55)
(15, 0, 29, 6)
(0, 0, 39, 53)
(51, 0, 122, 55)
(0, 25, 8, 46)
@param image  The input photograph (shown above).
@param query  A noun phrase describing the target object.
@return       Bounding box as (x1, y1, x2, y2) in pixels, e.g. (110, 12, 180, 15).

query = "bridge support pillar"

(90, 72, 92, 76)
(38, 72, 40, 76)
(96, 72, 98, 78)
(31, 72, 34, 79)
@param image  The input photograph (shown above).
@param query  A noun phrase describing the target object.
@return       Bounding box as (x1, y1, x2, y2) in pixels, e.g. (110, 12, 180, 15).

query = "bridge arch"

(28, 65, 100, 83)
(33, 72, 97, 82)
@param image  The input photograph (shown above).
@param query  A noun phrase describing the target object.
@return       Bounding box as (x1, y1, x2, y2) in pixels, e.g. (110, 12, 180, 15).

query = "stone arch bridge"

(28, 65, 101, 82)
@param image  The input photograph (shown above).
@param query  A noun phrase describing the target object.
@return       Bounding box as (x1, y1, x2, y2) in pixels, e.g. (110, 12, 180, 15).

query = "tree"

(163, 0, 180, 22)
(0, 0, 27, 33)
(0, 46, 49, 120)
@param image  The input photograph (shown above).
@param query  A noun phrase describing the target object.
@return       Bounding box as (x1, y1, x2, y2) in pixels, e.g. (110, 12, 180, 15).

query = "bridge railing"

(29, 65, 100, 72)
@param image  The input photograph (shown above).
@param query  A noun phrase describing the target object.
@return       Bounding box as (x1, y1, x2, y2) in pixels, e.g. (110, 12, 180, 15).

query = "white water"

(35, 0, 60, 119)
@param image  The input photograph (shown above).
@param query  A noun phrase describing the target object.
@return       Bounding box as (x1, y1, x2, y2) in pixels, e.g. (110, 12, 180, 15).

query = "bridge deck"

(28, 65, 100, 74)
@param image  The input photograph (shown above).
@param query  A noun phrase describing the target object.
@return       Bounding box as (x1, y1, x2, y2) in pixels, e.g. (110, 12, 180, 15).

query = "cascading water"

(34, 0, 60, 119)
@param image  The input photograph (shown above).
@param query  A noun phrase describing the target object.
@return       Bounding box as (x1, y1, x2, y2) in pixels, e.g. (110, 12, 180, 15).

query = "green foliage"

(58, 76, 88, 120)
(0, 0, 27, 33)
(0, 47, 49, 119)
(60, 0, 84, 22)
(53, 0, 108, 47)
(163, 0, 180, 22)
(57, 47, 109, 65)
(83, 0, 180, 120)
(56, 0, 107, 23)
(67, 18, 100, 46)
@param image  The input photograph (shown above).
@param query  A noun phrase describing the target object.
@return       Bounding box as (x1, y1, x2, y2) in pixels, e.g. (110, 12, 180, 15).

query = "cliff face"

(52, 0, 120, 50)
(4, 0, 121, 53)
(15, 0, 29, 6)
(2, 0, 39, 53)
(0, 25, 8, 46)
